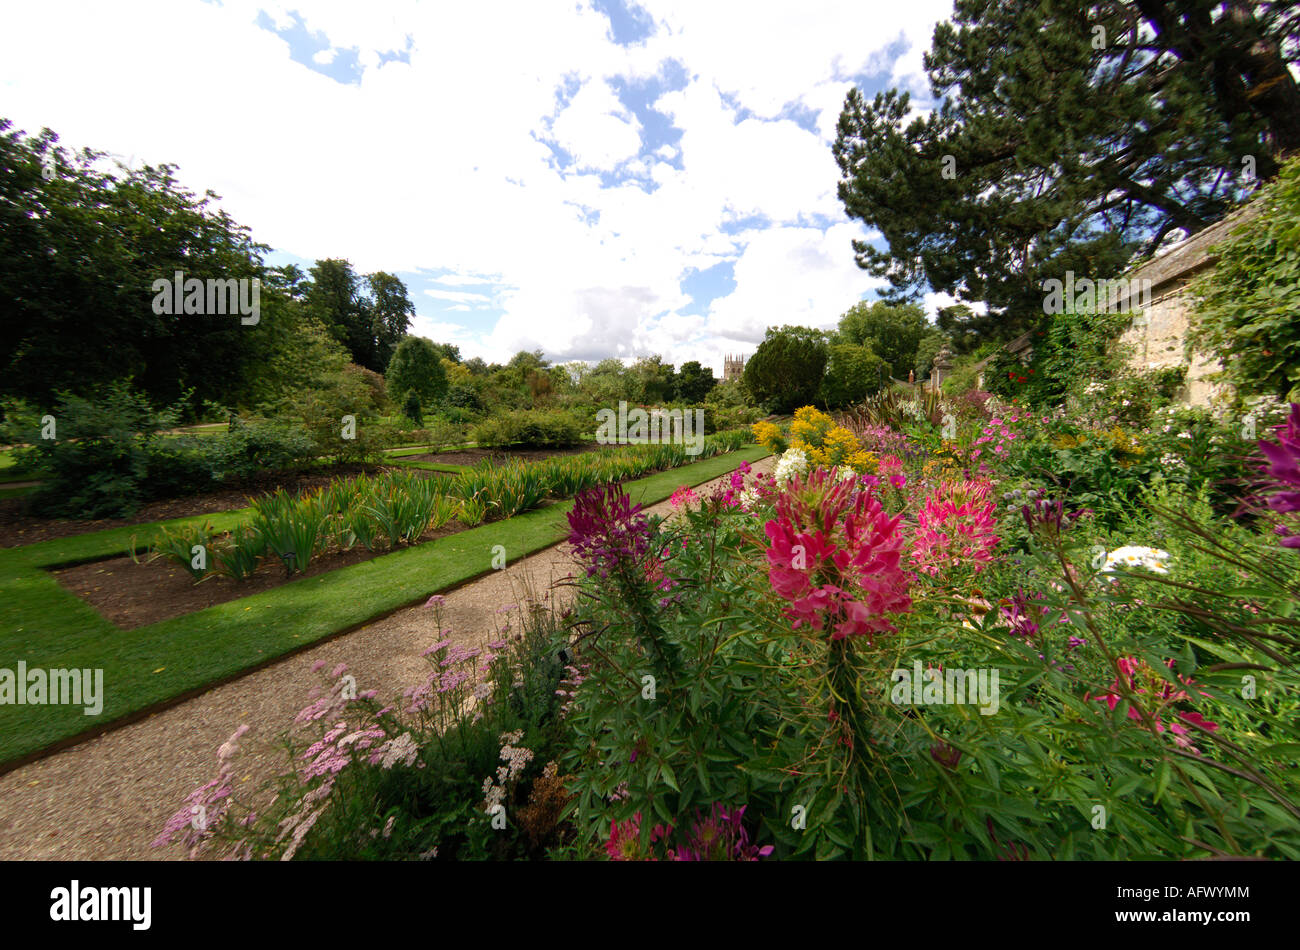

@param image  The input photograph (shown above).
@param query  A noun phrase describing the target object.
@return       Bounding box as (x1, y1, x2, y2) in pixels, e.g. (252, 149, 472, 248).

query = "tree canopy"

(833, 0, 1300, 343)
(385, 336, 449, 405)
(743, 325, 829, 413)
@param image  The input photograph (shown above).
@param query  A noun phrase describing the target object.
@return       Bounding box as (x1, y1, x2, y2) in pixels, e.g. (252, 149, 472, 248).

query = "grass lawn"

(0, 446, 768, 769)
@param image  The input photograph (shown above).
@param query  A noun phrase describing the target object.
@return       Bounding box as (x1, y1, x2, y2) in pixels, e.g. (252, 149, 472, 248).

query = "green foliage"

(12, 381, 179, 518)
(743, 325, 829, 413)
(204, 418, 317, 483)
(674, 361, 717, 402)
(984, 308, 1130, 406)
(832, 1, 1296, 334)
(386, 337, 449, 406)
(1192, 157, 1300, 401)
(251, 490, 327, 576)
(820, 343, 890, 408)
(402, 388, 424, 426)
(704, 378, 752, 410)
(0, 120, 272, 413)
(835, 300, 930, 378)
(147, 520, 217, 582)
(470, 409, 584, 449)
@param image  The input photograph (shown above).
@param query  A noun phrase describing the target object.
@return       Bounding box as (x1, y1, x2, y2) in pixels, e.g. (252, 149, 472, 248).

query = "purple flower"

(671, 803, 773, 861)
(1258, 403, 1300, 492)
(1253, 404, 1300, 544)
(1021, 496, 1088, 534)
(566, 484, 653, 579)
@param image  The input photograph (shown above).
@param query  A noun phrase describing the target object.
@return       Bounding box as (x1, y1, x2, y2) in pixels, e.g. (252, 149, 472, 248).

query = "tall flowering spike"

(911, 479, 1000, 578)
(764, 468, 911, 641)
(567, 484, 652, 578)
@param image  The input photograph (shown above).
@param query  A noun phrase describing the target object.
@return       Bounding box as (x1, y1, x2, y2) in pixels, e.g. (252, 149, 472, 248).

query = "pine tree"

(833, 0, 1300, 342)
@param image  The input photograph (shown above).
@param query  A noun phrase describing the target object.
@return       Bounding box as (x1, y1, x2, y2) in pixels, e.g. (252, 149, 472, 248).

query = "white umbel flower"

(1100, 545, 1171, 576)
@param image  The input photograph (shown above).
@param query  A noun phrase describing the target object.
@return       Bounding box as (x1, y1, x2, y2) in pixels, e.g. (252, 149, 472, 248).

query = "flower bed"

(156, 402, 1300, 861)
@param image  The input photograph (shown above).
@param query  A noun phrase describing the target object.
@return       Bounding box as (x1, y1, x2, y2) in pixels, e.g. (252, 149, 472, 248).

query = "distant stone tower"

(723, 353, 747, 383)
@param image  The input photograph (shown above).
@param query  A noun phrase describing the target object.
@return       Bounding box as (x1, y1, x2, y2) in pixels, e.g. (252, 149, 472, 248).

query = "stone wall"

(1108, 202, 1260, 408)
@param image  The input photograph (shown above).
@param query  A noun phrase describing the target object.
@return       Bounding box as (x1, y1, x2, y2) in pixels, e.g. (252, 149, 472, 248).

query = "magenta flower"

(1088, 657, 1219, 754)
(567, 484, 653, 578)
(1257, 403, 1300, 520)
(910, 480, 1000, 578)
(672, 803, 774, 861)
(764, 468, 911, 641)
(669, 485, 698, 509)
(606, 812, 643, 860)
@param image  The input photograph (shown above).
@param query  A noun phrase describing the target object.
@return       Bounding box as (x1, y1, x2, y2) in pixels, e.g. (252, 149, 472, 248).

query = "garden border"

(0, 446, 768, 770)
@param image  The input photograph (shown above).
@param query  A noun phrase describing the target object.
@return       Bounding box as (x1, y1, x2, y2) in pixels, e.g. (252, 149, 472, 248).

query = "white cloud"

(429, 273, 503, 286)
(424, 289, 493, 305)
(0, 0, 955, 371)
(707, 223, 887, 344)
(547, 79, 643, 170)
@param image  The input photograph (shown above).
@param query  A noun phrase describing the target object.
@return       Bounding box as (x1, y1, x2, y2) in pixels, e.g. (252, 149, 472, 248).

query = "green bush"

(205, 419, 317, 483)
(12, 381, 180, 518)
(470, 409, 584, 449)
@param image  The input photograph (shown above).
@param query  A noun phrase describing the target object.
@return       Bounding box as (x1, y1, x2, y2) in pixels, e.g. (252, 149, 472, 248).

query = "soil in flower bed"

(50, 521, 470, 630)
(407, 444, 602, 467)
(0, 464, 429, 549)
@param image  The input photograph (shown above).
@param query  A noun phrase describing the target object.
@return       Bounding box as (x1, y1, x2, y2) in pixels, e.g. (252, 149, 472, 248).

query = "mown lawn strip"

(0, 447, 767, 767)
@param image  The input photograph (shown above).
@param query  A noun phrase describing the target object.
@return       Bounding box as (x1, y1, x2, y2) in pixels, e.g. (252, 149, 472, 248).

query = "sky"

(0, 0, 960, 375)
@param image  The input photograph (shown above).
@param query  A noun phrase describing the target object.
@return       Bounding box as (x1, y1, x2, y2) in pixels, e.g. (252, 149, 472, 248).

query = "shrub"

(402, 388, 424, 427)
(470, 410, 583, 449)
(205, 419, 317, 483)
(820, 344, 889, 408)
(14, 381, 180, 518)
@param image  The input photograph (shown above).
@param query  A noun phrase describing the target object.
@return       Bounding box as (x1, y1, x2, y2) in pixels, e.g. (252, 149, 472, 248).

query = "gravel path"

(0, 458, 770, 860)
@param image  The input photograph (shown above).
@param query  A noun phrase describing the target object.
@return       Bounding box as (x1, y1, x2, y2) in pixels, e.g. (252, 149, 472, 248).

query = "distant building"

(723, 353, 747, 383)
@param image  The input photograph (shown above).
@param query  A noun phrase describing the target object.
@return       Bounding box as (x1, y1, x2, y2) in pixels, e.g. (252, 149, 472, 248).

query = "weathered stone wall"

(1113, 283, 1229, 408)
(1109, 203, 1259, 409)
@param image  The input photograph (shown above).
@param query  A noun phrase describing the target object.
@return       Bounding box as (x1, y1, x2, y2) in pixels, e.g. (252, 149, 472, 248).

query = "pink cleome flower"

(1089, 657, 1220, 754)
(763, 468, 912, 641)
(910, 480, 1000, 578)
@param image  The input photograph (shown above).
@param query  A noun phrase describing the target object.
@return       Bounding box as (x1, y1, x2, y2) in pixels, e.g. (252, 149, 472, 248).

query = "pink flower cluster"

(969, 412, 1025, 464)
(1089, 657, 1220, 754)
(910, 480, 1001, 578)
(763, 468, 912, 641)
(669, 485, 698, 509)
(605, 803, 773, 861)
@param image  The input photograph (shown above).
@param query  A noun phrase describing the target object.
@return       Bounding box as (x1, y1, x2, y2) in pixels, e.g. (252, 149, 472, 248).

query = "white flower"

(1100, 545, 1171, 576)
(835, 466, 858, 482)
(773, 448, 809, 483)
(738, 488, 760, 510)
